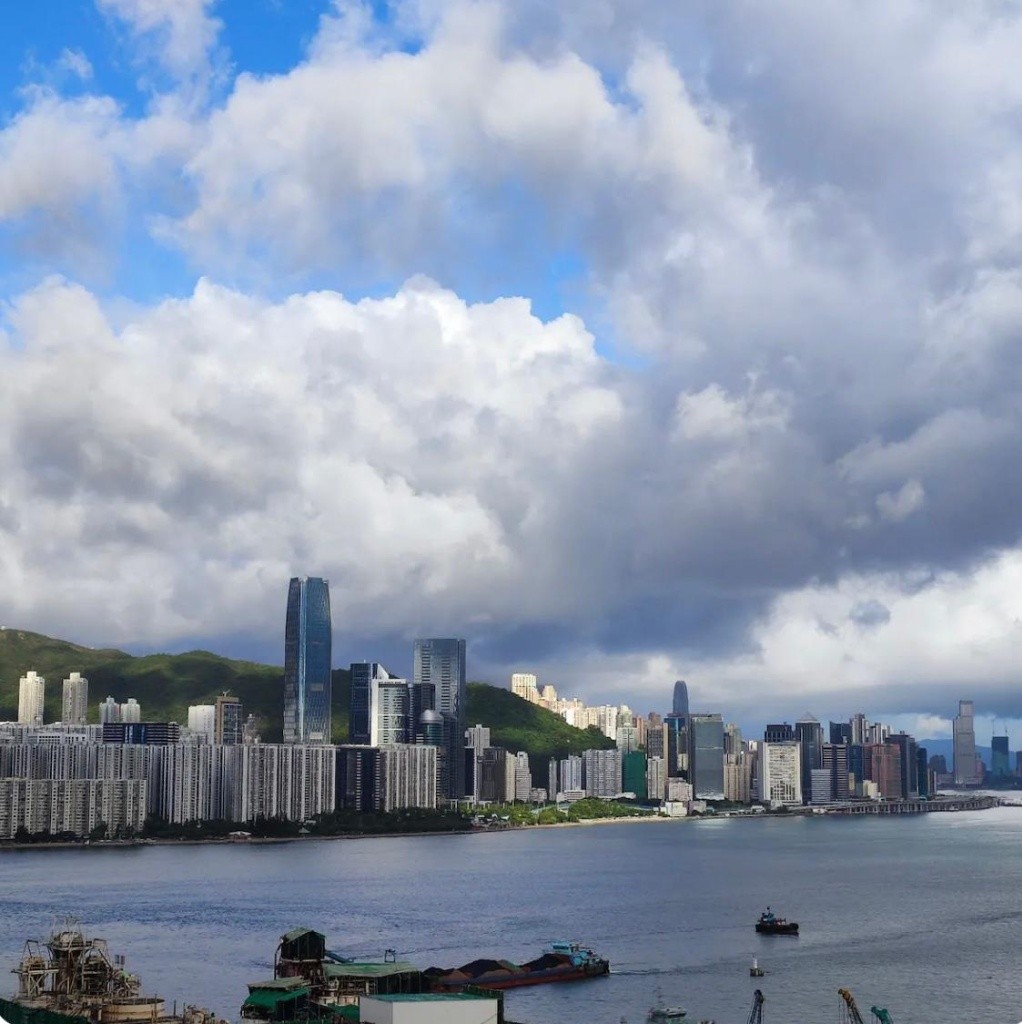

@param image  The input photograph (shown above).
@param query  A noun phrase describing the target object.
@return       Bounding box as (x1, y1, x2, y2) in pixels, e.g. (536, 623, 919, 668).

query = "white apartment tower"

(18, 671, 45, 727)
(62, 673, 89, 726)
(510, 673, 540, 703)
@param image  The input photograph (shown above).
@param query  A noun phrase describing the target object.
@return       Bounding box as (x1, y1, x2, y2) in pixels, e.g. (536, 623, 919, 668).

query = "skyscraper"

(953, 700, 978, 786)
(62, 672, 88, 726)
(795, 714, 824, 805)
(18, 671, 45, 727)
(672, 680, 689, 717)
(414, 638, 466, 799)
(284, 576, 332, 744)
(689, 714, 725, 800)
(215, 692, 243, 745)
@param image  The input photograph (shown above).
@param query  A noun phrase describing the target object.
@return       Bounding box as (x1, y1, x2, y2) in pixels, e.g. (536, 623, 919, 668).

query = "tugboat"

(755, 907, 799, 935)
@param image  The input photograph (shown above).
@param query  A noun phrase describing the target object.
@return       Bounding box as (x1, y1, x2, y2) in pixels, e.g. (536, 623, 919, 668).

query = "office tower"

(622, 750, 647, 799)
(416, 709, 443, 747)
(764, 723, 794, 743)
(953, 700, 978, 786)
(61, 673, 88, 726)
(349, 662, 399, 745)
(121, 699, 141, 724)
(850, 713, 868, 745)
(18, 671, 45, 727)
(371, 676, 410, 746)
(672, 680, 689, 717)
(665, 714, 688, 778)
(991, 734, 1010, 778)
(848, 743, 865, 795)
(413, 638, 467, 799)
(645, 717, 666, 759)
(870, 743, 903, 800)
(916, 746, 930, 798)
(583, 749, 622, 799)
(646, 756, 666, 803)
(822, 743, 850, 800)
(408, 681, 435, 740)
(689, 714, 725, 800)
(889, 733, 918, 799)
(284, 576, 332, 744)
(215, 692, 243, 745)
(760, 742, 802, 806)
(187, 705, 216, 743)
(99, 697, 120, 725)
(724, 723, 742, 757)
(795, 714, 823, 804)
(829, 721, 852, 746)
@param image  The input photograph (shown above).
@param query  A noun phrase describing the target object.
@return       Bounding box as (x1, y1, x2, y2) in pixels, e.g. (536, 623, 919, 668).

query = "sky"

(3, 1, 1022, 739)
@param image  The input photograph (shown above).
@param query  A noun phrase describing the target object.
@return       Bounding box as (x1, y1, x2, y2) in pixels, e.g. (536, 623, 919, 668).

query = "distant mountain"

(919, 739, 994, 770)
(0, 630, 609, 775)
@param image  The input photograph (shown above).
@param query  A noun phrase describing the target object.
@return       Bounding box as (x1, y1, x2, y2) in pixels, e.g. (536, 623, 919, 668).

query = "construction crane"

(838, 989, 866, 1024)
(870, 1008, 894, 1024)
(747, 988, 764, 1024)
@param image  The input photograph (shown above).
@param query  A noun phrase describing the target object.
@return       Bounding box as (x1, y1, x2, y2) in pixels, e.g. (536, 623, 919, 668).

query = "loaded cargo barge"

(425, 941, 610, 990)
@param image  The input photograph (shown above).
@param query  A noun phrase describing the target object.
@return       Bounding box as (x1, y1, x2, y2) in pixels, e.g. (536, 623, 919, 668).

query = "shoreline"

(0, 799, 1007, 851)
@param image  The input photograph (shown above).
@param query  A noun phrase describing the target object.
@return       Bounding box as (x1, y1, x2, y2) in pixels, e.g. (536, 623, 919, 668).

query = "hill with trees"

(0, 630, 610, 775)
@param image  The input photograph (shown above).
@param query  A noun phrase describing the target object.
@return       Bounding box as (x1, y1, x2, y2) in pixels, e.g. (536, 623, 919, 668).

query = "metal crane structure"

(838, 988, 866, 1024)
(870, 1008, 894, 1024)
(747, 988, 764, 1024)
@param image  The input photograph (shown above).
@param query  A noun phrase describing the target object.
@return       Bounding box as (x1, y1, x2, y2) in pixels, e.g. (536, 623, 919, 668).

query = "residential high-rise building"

(283, 576, 332, 744)
(548, 757, 558, 795)
(98, 697, 120, 725)
(61, 673, 88, 726)
(953, 700, 978, 786)
(646, 756, 666, 803)
(510, 673, 540, 703)
(18, 671, 45, 727)
(187, 705, 216, 743)
(413, 638, 467, 799)
(558, 754, 583, 794)
(465, 723, 490, 751)
(215, 692, 243, 745)
(371, 676, 410, 747)
(121, 698, 141, 724)
(514, 752, 532, 802)
(583, 749, 622, 799)
(760, 742, 802, 806)
(689, 714, 725, 800)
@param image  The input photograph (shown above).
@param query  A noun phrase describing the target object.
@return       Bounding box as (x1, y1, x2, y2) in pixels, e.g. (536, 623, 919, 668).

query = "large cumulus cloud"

(3, 0, 1022, 720)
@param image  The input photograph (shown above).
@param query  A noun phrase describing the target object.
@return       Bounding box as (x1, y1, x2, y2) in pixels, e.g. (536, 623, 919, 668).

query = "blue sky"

(4, 0, 1022, 732)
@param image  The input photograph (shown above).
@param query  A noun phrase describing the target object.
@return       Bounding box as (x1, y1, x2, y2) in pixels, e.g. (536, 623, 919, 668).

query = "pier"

(815, 795, 998, 815)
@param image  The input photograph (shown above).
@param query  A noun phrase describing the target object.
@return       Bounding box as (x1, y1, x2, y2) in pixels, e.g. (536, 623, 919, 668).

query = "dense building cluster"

(0, 575, 1009, 839)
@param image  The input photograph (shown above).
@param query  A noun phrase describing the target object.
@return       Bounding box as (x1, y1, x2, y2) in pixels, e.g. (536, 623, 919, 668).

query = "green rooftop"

(322, 962, 419, 978)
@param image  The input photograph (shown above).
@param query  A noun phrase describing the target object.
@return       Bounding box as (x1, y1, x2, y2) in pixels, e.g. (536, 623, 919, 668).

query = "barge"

(425, 941, 609, 990)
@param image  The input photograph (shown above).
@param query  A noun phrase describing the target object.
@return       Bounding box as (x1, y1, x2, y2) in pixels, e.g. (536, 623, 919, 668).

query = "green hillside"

(0, 630, 610, 772)
(466, 682, 616, 788)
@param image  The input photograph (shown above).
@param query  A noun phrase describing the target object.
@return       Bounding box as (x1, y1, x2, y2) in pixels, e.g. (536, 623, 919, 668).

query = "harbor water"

(1, 808, 1020, 1023)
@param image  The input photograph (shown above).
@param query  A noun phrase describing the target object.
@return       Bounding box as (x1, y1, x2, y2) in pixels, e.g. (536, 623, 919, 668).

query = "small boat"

(755, 907, 799, 935)
(749, 956, 764, 977)
(647, 987, 686, 1021)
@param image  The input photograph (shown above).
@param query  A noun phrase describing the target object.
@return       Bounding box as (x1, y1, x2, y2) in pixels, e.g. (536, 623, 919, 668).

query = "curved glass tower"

(672, 680, 689, 717)
(284, 577, 332, 744)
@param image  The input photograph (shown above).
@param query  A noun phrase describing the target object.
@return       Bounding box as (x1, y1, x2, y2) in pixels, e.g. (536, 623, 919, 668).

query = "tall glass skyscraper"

(414, 638, 467, 799)
(283, 576, 332, 744)
(672, 680, 689, 717)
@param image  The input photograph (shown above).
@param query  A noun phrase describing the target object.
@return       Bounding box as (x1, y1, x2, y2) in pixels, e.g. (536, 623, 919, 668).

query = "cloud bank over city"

(3, 1, 1022, 724)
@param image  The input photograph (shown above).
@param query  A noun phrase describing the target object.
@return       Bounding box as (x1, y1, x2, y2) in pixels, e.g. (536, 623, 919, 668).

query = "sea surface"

(1, 809, 1021, 1024)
